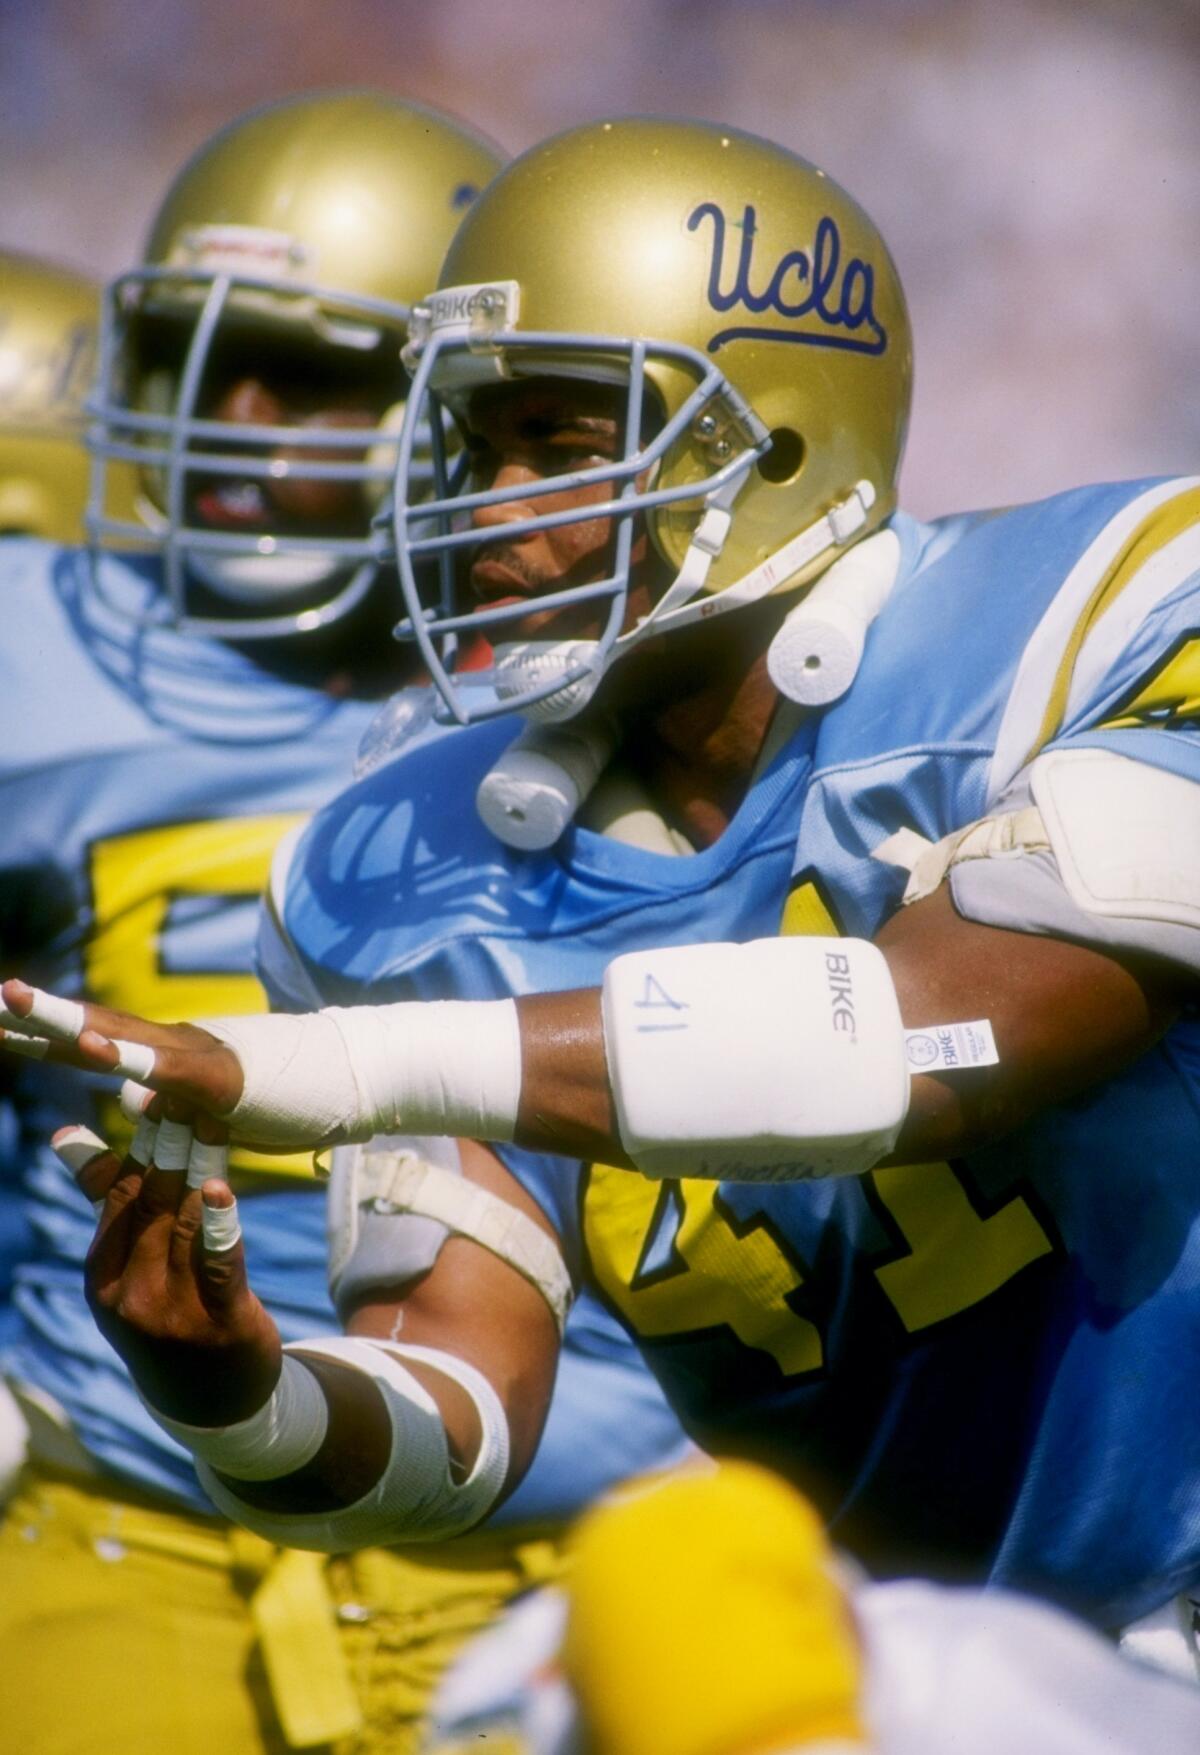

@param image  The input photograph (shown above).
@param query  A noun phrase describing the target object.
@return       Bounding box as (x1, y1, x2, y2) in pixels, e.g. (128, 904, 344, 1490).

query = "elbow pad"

(198, 1336, 509, 1551)
(602, 936, 910, 1182)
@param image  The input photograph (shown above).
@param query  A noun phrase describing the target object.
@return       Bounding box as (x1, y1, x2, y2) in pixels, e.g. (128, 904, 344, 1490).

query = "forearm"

(513, 892, 1182, 1170)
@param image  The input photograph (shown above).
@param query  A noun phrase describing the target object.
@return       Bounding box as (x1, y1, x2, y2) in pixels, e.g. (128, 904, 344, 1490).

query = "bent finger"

(52, 1126, 121, 1213)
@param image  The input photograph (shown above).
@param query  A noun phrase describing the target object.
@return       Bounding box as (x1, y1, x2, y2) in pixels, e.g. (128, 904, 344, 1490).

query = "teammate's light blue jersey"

(274, 478, 1200, 1625)
(0, 540, 691, 1515)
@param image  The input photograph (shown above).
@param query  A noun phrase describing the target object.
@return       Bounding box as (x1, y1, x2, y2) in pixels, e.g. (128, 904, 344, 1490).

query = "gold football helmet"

(0, 252, 113, 541)
(390, 117, 912, 721)
(89, 90, 504, 638)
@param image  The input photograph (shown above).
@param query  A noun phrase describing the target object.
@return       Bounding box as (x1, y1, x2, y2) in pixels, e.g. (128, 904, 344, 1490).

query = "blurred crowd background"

(2, 0, 1198, 519)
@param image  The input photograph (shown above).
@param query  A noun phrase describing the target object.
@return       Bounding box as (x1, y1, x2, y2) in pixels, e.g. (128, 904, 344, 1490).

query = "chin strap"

(490, 477, 879, 733)
(617, 477, 876, 653)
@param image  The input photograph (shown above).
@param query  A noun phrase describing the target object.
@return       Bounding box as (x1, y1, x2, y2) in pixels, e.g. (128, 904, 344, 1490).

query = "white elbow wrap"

(146, 1353, 329, 1481)
(602, 936, 910, 1181)
(196, 1336, 510, 1550)
(201, 1000, 522, 1149)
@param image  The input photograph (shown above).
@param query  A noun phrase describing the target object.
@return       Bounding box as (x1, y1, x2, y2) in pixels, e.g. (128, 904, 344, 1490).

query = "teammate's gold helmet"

(0, 252, 109, 541)
(390, 117, 912, 722)
(89, 90, 504, 638)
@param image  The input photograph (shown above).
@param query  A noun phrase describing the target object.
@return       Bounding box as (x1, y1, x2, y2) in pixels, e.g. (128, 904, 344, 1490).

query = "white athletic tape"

(119, 1080, 155, 1124)
(201, 1195, 242, 1253)
(153, 1118, 193, 1173)
(202, 1000, 522, 1150)
(16, 988, 86, 1043)
(53, 1126, 111, 1215)
(53, 1126, 110, 1175)
(198, 1336, 509, 1549)
(129, 1114, 159, 1167)
(146, 1354, 328, 1482)
(108, 1039, 157, 1083)
(1, 1033, 51, 1061)
(187, 1138, 229, 1190)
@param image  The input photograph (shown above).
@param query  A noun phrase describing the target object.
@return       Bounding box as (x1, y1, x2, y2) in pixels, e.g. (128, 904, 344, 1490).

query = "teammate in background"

(0, 97, 689, 1755)
(11, 115, 1200, 1669)
(0, 250, 127, 542)
(0, 249, 140, 1487)
(427, 1464, 1200, 1754)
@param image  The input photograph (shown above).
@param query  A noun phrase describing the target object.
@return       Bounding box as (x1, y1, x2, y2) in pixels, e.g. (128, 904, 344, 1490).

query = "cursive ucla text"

(688, 202, 887, 357)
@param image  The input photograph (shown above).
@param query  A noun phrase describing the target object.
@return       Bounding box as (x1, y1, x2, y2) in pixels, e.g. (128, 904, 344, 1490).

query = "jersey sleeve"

(1038, 477, 1200, 776)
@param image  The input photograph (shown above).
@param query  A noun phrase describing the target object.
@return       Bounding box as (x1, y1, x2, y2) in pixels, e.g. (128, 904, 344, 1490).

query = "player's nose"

(471, 460, 542, 533)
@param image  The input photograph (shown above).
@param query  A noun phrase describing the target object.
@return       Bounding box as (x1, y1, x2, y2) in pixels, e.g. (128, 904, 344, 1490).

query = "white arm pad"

(201, 1000, 522, 1150)
(197, 1336, 509, 1550)
(602, 936, 910, 1181)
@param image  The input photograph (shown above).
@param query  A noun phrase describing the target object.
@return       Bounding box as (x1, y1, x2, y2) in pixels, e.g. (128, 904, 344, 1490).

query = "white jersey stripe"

(1065, 518, 1200, 728)
(988, 477, 1200, 799)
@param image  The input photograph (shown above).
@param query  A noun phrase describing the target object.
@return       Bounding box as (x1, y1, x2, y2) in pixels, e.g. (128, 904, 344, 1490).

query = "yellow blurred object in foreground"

(564, 1462, 867, 1755)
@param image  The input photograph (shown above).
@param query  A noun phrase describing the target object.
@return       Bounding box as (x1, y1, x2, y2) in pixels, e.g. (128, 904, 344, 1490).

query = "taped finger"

(187, 1138, 229, 1191)
(152, 1118, 193, 1174)
(13, 988, 86, 1042)
(119, 1081, 155, 1124)
(201, 1192, 242, 1254)
(53, 1126, 112, 1215)
(129, 1112, 160, 1168)
(107, 1039, 157, 1083)
(0, 1033, 51, 1061)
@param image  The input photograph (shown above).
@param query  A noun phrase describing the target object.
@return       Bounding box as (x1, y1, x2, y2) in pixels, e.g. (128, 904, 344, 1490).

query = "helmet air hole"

(757, 429, 806, 485)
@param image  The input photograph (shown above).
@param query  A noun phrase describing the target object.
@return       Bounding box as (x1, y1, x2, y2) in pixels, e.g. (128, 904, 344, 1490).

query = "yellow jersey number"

(85, 813, 309, 1181)
(583, 875, 1056, 1376)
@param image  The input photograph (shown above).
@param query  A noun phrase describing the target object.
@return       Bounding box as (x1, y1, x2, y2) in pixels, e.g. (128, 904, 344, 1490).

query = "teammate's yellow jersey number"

(84, 813, 308, 1180)
(583, 877, 1056, 1376)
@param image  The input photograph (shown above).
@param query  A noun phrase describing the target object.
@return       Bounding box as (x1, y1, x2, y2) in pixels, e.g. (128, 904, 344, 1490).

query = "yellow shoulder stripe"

(1023, 483, 1200, 765)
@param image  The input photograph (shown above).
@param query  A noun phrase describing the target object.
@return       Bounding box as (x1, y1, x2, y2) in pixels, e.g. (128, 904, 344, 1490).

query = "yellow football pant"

(0, 1466, 565, 1755)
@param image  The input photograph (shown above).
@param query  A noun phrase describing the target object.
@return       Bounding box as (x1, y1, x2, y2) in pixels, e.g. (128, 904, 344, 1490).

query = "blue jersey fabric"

(0, 540, 692, 1516)
(275, 478, 1200, 1625)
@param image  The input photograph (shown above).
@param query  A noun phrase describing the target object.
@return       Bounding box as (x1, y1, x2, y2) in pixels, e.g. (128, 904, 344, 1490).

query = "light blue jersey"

(0, 539, 692, 1515)
(275, 478, 1200, 1625)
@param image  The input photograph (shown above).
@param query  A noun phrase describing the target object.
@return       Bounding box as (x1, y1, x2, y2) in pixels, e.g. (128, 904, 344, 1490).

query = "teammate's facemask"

(386, 117, 912, 723)
(86, 90, 504, 641)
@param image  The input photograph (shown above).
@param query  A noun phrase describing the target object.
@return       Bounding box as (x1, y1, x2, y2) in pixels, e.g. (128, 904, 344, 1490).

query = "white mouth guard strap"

(201, 1000, 522, 1149)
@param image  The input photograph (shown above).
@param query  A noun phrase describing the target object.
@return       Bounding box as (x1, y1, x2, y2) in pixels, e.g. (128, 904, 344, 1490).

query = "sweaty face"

(133, 312, 407, 540)
(459, 377, 663, 644)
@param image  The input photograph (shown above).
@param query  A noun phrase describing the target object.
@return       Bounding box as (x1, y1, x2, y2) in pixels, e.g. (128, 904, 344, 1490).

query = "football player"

(9, 116, 1200, 1658)
(0, 249, 127, 541)
(426, 1464, 1200, 1754)
(0, 248, 138, 1493)
(0, 98, 689, 1755)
